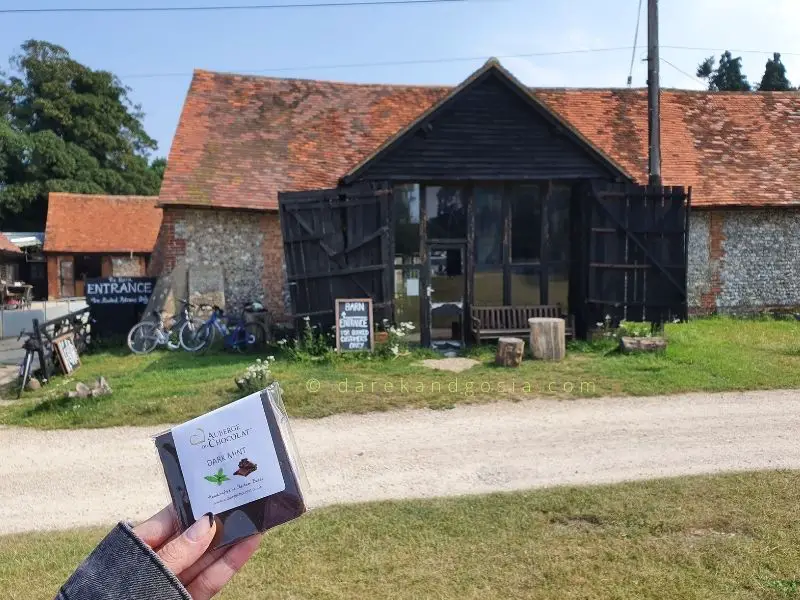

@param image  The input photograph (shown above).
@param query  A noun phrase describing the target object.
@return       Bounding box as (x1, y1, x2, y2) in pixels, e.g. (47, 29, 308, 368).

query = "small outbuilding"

(43, 193, 162, 299)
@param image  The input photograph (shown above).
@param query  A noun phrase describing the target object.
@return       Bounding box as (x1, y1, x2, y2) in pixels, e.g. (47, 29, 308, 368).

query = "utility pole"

(647, 0, 662, 186)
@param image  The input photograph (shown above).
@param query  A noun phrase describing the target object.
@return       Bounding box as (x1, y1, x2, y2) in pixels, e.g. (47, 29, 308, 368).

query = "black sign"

(335, 298, 374, 352)
(86, 277, 155, 305)
(54, 334, 81, 375)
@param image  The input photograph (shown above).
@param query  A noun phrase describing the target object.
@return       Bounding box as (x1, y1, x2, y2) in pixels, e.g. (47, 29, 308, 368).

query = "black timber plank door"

(278, 183, 393, 329)
(586, 183, 691, 329)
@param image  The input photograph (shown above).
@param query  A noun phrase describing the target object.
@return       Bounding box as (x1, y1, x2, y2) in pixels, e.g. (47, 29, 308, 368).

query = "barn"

(153, 59, 800, 344)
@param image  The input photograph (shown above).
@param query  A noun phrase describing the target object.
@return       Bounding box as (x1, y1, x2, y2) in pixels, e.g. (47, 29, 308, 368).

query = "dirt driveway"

(4, 389, 800, 535)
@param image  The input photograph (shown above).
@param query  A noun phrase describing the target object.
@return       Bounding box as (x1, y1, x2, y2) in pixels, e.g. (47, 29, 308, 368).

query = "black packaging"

(154, 383, 307, 549)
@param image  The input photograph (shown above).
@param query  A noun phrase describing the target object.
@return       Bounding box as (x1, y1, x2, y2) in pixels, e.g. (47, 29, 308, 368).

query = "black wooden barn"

(279, 60, 690, 346)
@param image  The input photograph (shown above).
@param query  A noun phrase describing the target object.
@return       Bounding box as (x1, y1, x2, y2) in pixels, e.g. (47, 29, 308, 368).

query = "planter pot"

(375, 331, 389, 344)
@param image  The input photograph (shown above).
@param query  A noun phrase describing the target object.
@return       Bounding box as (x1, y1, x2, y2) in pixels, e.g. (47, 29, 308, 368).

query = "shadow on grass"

(22, 390, 106, 417)
(142, 349, 255, 373)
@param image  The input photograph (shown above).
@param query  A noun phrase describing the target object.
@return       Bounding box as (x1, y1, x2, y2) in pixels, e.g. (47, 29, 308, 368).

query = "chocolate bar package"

(154, 382, 307, 549)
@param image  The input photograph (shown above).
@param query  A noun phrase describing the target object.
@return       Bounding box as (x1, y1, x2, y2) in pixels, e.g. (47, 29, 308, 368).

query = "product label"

(172, 392, 285, 520)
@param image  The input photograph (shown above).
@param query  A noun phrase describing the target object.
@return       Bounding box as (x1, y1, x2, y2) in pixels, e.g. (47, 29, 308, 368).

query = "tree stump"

(528, 317, 566, 361)
(495, 337, 525, 367)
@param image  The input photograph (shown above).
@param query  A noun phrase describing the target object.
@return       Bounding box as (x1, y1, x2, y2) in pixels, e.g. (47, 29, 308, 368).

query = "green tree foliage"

(0, 40, 163, 229)
(696, 51, 751, 92)
(758, 52, 792, 91)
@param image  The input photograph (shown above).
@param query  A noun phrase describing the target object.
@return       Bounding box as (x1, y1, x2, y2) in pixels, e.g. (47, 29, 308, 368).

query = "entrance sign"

(86, 277, 155, 305)
(54, 334, 81, 375)
(335, 298, 374, 351)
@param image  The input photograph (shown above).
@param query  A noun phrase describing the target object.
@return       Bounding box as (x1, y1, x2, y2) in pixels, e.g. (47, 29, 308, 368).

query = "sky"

(1, 0, 798, 158)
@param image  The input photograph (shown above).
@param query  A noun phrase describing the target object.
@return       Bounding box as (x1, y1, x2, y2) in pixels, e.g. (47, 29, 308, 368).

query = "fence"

(0, 298, 88, 339)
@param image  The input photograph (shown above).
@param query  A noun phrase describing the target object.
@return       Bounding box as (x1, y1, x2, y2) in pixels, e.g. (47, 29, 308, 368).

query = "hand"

(134, 506, 261, 600)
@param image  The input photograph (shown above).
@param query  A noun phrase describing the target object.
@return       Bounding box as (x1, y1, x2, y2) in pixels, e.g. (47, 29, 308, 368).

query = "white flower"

(277, 339, 287, 346)
(390, 344, 400, 356)
(303, 315, 311, 322)
(596, 322, 604, 328)
(256, 358, 262, 364)
(267, 355, 275, 362)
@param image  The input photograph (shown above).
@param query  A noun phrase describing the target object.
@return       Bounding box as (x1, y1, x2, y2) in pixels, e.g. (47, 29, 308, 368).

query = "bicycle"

(180, 304, 267, 353)
(127, 299, 202, 355)
(17, 329, 45, 398)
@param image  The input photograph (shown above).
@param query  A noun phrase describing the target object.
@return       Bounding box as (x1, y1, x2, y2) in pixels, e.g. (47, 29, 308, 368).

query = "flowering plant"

(376, 319, 415, 358)
(235, 357, 276, 394)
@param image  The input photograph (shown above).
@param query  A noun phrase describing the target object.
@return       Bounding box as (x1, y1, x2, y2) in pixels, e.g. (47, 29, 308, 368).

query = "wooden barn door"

(278, 183, 393, 328)
(585, 184, 691, 330)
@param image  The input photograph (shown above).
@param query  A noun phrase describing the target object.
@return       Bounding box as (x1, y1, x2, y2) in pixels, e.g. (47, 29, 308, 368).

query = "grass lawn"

(3, 471, 800, 599)
(3, 317, 800, 429)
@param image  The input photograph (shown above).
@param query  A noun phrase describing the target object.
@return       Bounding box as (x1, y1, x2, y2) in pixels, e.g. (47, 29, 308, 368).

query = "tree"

(696, 51, 751, 92)
(759, 52, 792, 91)
(0, 40, 162, 229)
(149, 157, 167, 181)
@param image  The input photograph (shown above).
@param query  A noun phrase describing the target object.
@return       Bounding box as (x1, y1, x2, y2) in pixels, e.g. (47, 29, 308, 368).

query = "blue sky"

(1, 0, 797, 158)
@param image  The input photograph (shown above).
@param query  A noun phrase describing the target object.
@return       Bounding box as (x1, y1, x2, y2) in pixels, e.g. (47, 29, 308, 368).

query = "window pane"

(426, 186, 466, 239)
(511, 267, 541, 305)
(394, 184, 420, 259)
(474, 268, 503, 305)
(474, 186, 502, 266)
(548, 265, 569, 312)
(394, 266, 421, 343)
(548, 184, 571, 263)
(510, 184, 542, 261)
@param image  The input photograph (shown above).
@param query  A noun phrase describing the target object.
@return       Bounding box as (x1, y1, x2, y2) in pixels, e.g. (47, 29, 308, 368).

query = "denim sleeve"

(56, 522, 191, 600)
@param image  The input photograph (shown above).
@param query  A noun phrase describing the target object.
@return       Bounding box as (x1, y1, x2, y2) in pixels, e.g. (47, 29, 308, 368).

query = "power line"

(627, 0, 644, 86)
(120, 46, 636, 79)
(660, 56, 704, 89)
(0, 0, 469, 14)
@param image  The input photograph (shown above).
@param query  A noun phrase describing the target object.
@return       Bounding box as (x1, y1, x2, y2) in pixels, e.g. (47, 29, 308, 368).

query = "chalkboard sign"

(86, 277, 155, 305)
(54, 334, 81, 375)
(335, 298, 374, 352)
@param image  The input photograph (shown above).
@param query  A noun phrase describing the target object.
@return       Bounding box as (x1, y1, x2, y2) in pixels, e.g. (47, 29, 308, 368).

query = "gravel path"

(5, 389, 800, 535)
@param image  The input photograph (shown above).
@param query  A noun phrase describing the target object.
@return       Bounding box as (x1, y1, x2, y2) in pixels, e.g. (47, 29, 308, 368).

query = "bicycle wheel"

(128, 321, 160, 355)
(236, 322, 267, 353)
(17, 351, 33, 399)
(181, 321, 215, 353)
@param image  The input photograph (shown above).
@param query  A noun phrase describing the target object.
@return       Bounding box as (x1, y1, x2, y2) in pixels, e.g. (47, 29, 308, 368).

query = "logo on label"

(190, 428, 206, 446)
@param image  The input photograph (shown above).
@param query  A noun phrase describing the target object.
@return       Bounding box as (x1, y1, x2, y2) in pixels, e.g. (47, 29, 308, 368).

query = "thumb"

(157, 513, 216, 577)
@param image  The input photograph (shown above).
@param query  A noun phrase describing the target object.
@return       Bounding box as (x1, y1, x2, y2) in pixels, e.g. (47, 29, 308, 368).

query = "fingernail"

(186, 512, 214, 542)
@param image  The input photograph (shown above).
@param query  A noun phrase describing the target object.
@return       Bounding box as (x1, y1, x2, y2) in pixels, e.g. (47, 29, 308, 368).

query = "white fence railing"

(0, 298, 88, 339)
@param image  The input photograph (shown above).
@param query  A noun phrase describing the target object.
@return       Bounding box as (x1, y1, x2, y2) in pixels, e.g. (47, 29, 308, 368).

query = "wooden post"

(32, 318, 50, 380)
(528, 317, 566, 361)
(647, 0, 662, 186)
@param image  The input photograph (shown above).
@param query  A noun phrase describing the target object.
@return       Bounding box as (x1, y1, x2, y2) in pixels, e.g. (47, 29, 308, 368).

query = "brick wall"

(688, 208, 800, 314)
(150, 207, 288, 317)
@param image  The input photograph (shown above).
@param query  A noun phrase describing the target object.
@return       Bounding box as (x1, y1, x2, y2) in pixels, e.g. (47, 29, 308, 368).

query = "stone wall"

(111, 256, 146, 277)
(688, 208, 800, 313)
(151, 208, 287, 317)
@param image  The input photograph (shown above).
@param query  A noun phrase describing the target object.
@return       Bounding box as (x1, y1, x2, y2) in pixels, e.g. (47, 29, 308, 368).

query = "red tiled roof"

(0, 233, 22, 255)
(44, 193, 162, 253)
(161, 66, 800, 210)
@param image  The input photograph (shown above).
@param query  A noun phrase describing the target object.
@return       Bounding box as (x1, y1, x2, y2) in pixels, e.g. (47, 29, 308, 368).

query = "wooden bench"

(470, 305, 575, 343)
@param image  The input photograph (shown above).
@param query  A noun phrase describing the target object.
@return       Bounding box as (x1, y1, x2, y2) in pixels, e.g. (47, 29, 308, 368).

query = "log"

(528, 317, 566, 361)
(495, 337, 525, 367)
(620, 336, 667, 353)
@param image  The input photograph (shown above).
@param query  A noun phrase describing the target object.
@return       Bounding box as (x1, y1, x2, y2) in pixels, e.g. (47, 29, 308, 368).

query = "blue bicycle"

(180, 304, 267, 353)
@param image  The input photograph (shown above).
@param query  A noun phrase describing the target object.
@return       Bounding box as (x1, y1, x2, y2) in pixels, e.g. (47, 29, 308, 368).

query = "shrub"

(617, 320, 653, 338)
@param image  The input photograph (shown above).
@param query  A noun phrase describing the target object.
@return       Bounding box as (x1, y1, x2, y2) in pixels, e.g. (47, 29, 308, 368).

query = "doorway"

(425, 244, 466, 349)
